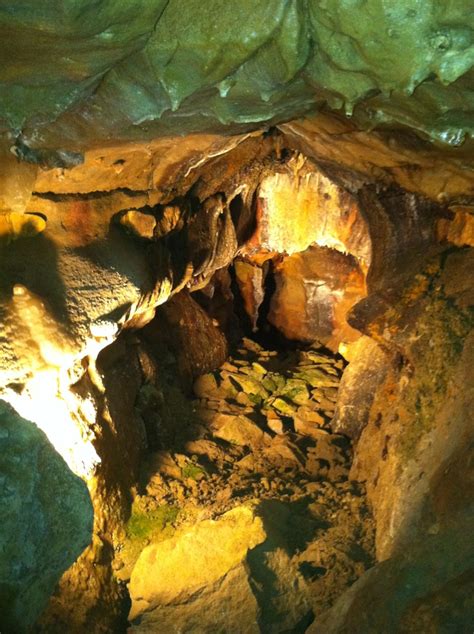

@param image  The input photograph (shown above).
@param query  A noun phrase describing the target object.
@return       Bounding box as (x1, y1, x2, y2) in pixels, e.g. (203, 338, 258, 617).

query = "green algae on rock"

(0, 0, 472, 151)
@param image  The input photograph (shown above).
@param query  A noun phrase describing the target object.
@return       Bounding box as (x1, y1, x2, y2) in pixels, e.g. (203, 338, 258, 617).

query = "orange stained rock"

(241, 168, 371, 268)
(437, 207, 474, 247)
(233, 260, 267, 331)
(268, 246, 366, 350)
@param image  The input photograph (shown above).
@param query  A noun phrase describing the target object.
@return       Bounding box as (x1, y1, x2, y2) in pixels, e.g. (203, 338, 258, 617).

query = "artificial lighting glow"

(3, 369, 100, 480)
(314, 235, 349, 254)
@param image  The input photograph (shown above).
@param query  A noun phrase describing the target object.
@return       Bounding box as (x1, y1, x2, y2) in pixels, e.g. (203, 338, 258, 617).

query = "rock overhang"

(0, 0, 472, 157)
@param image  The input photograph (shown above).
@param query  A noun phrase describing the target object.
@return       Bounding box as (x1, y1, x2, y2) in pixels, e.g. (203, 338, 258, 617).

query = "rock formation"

(0, 2, 472, 632)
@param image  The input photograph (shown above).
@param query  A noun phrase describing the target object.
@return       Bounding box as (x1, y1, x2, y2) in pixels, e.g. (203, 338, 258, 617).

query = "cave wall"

(0, 119, 472, 631)
(0, 2, 473, 630)
(313, 249, 474, 632)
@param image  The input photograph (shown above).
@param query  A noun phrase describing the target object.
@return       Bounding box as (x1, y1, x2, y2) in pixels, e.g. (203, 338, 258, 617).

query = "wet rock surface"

(117, 338, 375, 631)
(1, 1, 472, 150)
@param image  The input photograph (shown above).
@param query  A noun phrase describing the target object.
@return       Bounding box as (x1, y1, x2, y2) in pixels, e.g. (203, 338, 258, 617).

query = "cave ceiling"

(0, 0, 473, 158)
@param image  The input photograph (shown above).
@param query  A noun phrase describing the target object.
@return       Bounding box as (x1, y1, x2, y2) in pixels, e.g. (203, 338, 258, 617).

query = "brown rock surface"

(279, 115, 474, 203)
(438, 206, 474, 247)
(332, 336, 392, 440)
(141, 290, 228, 386)
(311, 515, 474, 634)
(349, 250, 474, 560)
(245, 166, 370, 265)
(234, 259, 267, 331)
(268, 246, 366, 350)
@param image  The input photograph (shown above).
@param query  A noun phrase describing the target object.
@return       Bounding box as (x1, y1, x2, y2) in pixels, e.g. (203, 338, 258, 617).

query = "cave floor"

(118, 338, 375, 631)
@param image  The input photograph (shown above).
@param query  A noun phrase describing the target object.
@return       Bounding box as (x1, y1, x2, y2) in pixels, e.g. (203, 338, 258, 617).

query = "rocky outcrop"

(244, 167, 371, 264)
(128, 505, 266, 632)
(349, 249, 474, 559)
(331, 337, 392, 440)
(34, 333, 151, 633)
(306, 249, 474, 632)
(438, 205, 474, 247)
(141, 290, 229, 387)
(1, 1, 472, 151)
(0, 402, 93, 633)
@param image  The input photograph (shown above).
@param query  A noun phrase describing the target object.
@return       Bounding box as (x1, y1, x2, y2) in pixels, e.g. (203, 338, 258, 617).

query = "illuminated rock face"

(268, 246, 366, 350)
(129, 506, 267, 630)
(234, 163, 370, 350)
(247, 169, 371, 263)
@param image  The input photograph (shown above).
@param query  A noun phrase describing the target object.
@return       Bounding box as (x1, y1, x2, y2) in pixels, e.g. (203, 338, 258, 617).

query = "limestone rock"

(246, 169, 370, 263)
(279, 115, 474, 204)
(0, 211, 46, 242)
(247, 547, 313, 633)
(0, 401, 93, 633)
(312, 516, 474, 634)
(129, 563, 260, 634)
(350, 250, 474, 560)
(193, 373, 219, 399)
(119, 210, 156, 239)
(210, 413, 266, 448)
(128, 505, 266, 630)
(268, 245, 366, 350)
(0, 207, 154, 387)
(142, 290, 228, 385)
(234, 259, 267, 331)
(438, 206, 474, 247)
(293, 415, 325, 439)
(332, 336, 391, 440)
(263, 436, 306, 470)
(305, 434, 349, 482)
(3, 2, 472, 154)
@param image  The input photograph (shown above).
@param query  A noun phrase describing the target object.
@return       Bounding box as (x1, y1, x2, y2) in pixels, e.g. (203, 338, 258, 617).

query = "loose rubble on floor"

(117, 338, 375, 632)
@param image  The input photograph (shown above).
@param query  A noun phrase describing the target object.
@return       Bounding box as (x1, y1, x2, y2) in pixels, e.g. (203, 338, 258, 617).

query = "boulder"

(332, 336, 391, 440)
(268, 245, 365, 350)
(128, 505, 266, 631)
(0, 401, 93, 632)
(142, 290, 228, 386)
(210, 413, 267, 448)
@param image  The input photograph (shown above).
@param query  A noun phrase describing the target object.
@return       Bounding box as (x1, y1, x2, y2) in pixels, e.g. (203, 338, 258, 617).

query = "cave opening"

(93, 172, 376, 632)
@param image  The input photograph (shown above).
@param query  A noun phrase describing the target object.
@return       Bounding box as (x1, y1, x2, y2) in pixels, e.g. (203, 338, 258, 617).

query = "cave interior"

(0, 2, 473, 633)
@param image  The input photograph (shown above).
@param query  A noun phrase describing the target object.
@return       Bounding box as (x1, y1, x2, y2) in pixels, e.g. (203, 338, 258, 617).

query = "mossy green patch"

(398, 289, 473, 460)
(127, 504, 179, 541)
(181, 463, 206, 481)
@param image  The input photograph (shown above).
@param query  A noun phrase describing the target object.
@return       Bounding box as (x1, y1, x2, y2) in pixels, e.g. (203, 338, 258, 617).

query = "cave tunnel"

(0, 2, 473, 633)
